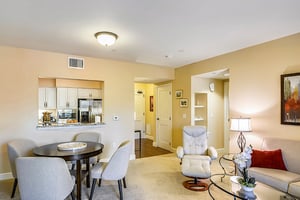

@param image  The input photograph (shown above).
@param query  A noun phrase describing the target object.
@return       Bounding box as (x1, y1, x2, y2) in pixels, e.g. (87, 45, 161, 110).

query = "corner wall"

(173, 33, 300, 152)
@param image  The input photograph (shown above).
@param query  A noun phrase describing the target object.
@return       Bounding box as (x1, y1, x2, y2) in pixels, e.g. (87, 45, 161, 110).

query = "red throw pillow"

(251, 149, 287, 170)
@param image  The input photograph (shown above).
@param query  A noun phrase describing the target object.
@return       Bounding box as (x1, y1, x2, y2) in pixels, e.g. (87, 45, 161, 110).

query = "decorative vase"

(241, 185, 255, 192)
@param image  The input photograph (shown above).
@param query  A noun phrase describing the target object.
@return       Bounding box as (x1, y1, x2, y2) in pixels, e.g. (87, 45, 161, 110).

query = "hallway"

(135, 138, 171, 159)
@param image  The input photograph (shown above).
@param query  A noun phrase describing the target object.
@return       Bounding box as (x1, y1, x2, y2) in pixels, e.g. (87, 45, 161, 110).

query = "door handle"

(157, 118, 159, 120)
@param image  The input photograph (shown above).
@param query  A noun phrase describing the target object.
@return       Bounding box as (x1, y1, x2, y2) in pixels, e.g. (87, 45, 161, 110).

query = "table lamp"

(230, 117, 252, 152)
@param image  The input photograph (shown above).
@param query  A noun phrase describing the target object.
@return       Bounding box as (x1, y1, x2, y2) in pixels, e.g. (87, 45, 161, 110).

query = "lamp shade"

(230, 118, 252, 132)
(95, 31, 118, 46)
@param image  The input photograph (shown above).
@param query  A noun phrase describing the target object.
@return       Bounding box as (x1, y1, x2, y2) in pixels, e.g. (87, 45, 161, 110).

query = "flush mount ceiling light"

(94, 31, 118, 46)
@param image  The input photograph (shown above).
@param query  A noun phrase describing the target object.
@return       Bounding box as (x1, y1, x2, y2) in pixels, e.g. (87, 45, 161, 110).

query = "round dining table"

(33, 141, 104, 200)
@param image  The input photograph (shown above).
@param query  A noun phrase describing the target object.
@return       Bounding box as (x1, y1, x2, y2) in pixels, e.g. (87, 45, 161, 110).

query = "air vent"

(68, 57, 84, 69)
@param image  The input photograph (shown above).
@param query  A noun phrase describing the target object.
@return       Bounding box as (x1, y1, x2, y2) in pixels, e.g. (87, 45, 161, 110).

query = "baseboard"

(130, 154, 136, 160)
(152, 141, 157, 147)
(0, 172, 13, 180)
(145, 135, 154, 140)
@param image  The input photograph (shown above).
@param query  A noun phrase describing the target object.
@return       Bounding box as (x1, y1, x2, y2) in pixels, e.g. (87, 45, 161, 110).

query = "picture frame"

(179, 98, 188, 108)
(281, 72, 300, 125)
(150, 96, 154, 112)
(175, 90, 183, 98)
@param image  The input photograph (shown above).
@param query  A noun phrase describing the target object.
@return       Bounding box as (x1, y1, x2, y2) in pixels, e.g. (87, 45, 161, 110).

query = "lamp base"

(237, 132, 246, 152)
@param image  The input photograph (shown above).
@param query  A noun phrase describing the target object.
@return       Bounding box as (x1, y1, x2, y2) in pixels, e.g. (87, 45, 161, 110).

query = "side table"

(219, 153, 236, 178)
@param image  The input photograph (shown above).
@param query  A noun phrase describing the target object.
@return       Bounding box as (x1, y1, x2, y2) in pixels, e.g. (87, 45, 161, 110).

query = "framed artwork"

(281, 72, 300, 125)
(150, 96, 154, 112)
(179, 98, 188, 108)
(175, 90, 183, 98)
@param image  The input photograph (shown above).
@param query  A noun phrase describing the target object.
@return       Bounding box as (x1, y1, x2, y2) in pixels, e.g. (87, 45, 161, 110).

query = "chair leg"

(11, 178, 18, 198)
(118, 179, 123, 200)
(98, 179, 102, 187)
(89, 179, 97, 200)
(70, 190, 75, 200)
(71, 163, 75, 170)
(122, 177, 127, 188)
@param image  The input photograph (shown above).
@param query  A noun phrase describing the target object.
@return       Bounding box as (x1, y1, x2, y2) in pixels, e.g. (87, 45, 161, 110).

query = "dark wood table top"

(33, 141, 104, 161)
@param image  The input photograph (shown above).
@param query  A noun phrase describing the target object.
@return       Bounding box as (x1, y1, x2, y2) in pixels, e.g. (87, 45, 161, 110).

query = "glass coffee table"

(208, 174, 286, 200)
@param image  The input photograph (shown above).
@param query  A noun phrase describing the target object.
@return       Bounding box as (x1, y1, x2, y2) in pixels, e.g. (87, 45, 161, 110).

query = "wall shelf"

(192, 93, 207, 126)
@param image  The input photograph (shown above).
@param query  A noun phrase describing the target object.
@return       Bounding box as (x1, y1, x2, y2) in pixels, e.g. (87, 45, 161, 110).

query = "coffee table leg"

(76, 160, 81, 200)
(208, 183, 215, 200)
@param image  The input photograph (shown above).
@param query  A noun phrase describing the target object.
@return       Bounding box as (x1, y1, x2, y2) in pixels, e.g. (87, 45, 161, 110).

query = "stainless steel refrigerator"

(78, 98, 102, 123)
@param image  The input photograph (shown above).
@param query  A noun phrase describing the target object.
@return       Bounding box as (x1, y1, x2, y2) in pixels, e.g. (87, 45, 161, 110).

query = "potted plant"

(234, 145, 256, 191)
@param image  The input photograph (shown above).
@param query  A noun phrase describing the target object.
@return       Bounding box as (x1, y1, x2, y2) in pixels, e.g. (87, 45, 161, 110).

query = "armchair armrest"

(176, 146, 184, 159)
(207, 146, 218, 160)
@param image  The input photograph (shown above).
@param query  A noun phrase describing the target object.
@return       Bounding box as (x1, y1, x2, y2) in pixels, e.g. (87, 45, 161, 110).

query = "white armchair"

(176, 126, 218, 191)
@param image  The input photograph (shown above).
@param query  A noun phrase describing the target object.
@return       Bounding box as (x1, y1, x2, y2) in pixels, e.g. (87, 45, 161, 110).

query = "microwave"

(57, 109, 77, 123)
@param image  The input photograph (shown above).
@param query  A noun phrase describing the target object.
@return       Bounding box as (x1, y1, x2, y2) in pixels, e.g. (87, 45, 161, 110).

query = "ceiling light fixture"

(94, 31, 118, 46)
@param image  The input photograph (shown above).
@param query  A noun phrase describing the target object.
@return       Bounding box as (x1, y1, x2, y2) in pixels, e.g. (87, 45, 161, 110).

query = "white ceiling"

(0, 0, 300, 68)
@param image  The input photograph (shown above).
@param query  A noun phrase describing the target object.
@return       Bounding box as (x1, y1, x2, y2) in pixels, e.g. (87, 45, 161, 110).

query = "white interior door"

(134, 91, 145, 137)
(156, 84, 172, 151)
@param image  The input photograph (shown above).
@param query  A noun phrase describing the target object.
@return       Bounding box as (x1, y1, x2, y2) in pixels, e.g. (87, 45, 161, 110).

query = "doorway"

(134, 82, 173, 157)
(134, 89, 145, 135)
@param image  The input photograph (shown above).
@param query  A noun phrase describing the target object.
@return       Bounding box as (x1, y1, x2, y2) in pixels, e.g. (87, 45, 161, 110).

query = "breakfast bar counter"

(36, 122, 105, 130)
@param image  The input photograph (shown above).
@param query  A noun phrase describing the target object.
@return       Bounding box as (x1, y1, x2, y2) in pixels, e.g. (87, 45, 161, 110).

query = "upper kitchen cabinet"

(57, 88, 78, 109)
(39, 88, 57, 109)
(77, 88, 102, 99)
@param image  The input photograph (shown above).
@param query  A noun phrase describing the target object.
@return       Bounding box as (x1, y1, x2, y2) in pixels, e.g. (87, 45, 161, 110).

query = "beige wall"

(173, 33, 300, 152)
(0, 46, 174, 174)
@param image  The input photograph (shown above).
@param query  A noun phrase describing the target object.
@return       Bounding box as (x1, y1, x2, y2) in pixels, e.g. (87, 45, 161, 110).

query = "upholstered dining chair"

(71, 131, 101, 169)
(176, 126, 218, 191)
(89, 140, 131, 200)
(7, 138, 37, 198)
(16, 157, 75, 200)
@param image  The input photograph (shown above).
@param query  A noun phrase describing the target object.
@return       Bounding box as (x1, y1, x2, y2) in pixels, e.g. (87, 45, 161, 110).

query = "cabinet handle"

(44, 102, 47, 108)
(66, 102, 69, 108)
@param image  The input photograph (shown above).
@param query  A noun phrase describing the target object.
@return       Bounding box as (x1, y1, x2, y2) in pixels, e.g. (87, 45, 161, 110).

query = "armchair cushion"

(182, 155, 211, 178)
(183, 126, 208, 155)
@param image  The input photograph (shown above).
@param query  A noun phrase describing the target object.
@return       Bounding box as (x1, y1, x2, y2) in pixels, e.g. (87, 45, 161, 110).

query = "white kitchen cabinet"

(39, 88, 57, 109)
(57, 88, 78, 108)
(77, 88, 102, 99)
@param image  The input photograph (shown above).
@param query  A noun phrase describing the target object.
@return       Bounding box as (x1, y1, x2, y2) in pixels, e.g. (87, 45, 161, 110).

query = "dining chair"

(16, 157, 75, 200)
(71, 131, 102, 169)
(89, 140, 131, 200)
(7, 139, 37, 198)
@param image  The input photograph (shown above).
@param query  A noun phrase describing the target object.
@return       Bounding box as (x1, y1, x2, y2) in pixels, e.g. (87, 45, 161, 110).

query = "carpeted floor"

(0, 153, 235, 200)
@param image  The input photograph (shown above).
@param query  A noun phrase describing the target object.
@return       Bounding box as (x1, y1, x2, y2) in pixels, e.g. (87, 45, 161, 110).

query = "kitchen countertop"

(36, 122, 105, 130)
